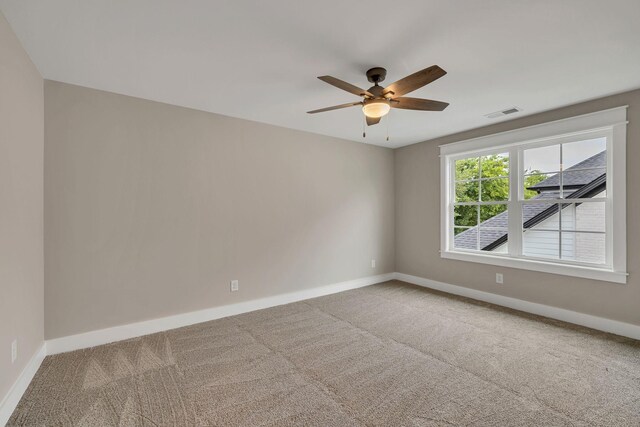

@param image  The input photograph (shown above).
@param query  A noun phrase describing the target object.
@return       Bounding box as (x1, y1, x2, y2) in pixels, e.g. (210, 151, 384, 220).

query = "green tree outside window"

(454, 155, 545, 232)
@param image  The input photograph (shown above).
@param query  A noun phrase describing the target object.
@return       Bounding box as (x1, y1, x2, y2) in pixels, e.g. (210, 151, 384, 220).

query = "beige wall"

(395, 89, 640, 326)
(0, 13, 44, 399)
(44, 81, 395, 339)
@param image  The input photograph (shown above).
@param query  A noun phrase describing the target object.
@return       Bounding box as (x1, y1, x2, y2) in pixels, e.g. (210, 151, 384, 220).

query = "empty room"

(1, 1, 640, 425)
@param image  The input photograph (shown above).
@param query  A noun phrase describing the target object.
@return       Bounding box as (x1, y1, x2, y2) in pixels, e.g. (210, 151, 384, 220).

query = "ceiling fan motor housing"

(366, 67, 387, 84)
(367, 85, 385, 97)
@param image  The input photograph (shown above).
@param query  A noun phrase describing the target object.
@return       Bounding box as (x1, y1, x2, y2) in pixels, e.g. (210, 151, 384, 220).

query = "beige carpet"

(8, 280, 640, 426)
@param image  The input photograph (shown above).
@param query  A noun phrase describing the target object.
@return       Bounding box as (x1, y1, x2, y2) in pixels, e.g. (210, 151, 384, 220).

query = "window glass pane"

(565, 232, 606, 264)
(454, 205, 478, 227)
(479, 228, 508, 252)
(454, 227, 469, 236)
(574, 200, 606, 232)
(491, 242, 508, 254)
(523, 230, 559, 259)
(561, 168, 606, 194)
(455, 157, 479, 181)
(481, 178, 509, 201)
(454, 227, 477, 250)
(477, 205, 508, 253)
(560, 231, 576, 260)
(480, 153, 509, 179)
(480, 204, 508, 223)
(522, 202, 558, 229)
(562, 138, 606, 170)
(522, 203, 575, 230)
(455, 181, 479, 202)
(523, 172, 559, 200)
(523, 198, 560, 259)
(523, 145, 560, 174)
(559, 203, 576, 231)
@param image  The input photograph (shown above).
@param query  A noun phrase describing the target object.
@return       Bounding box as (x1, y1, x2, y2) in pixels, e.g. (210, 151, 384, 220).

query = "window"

(440, 107, 627, 283)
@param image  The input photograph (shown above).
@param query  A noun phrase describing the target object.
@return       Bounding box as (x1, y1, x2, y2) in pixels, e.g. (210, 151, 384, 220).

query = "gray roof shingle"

(528, 151, 606, 190)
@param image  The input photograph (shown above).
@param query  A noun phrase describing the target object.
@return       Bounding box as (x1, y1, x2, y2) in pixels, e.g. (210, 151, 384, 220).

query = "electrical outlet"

(11, 339, 17, 363)
(230, 280, 239, 292)
(371, 259, 376, 268)
(496, 273, 504, 284)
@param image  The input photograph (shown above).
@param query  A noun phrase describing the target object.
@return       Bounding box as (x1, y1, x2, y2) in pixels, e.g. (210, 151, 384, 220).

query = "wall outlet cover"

(230, 280, 239, 292)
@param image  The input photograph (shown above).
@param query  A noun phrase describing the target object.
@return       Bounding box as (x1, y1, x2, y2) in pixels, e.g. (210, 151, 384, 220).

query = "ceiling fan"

(307, 65, 449, 126)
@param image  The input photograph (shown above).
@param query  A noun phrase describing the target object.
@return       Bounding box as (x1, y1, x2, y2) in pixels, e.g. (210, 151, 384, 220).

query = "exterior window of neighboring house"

(440, 107, 628, 283)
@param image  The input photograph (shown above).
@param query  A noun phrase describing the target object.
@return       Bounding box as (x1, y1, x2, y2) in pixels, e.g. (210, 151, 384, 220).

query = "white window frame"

(440, 107, 628, 284)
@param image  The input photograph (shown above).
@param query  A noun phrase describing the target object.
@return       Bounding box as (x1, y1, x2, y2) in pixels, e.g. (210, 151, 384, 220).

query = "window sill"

(440, 250, 628, 284)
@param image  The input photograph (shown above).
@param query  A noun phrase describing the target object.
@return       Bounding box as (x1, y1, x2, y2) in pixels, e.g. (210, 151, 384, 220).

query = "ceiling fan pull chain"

(362, 115, 366, 139)
(386, 111, 390, 142)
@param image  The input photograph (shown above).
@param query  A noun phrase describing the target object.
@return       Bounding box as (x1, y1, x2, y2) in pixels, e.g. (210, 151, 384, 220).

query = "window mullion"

(605, 130, 615, 269)
(448, 158, 456, 252)
(508, 148, 522, 257)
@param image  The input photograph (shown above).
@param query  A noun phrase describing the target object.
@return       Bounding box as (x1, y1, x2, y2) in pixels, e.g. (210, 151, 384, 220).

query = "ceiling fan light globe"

(362, 101, 390, 118)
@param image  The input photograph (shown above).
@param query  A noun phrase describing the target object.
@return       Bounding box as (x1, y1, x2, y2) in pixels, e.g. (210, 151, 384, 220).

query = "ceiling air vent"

(484, 107, 522, 119)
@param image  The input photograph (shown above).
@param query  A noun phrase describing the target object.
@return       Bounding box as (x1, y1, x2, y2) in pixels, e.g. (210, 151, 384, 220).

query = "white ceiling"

(2, 0, 640, 148)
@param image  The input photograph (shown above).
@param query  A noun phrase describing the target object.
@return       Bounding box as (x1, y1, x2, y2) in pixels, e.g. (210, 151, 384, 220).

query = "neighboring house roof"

(528, 151, 606, 191)
(454, 150, 606, 251)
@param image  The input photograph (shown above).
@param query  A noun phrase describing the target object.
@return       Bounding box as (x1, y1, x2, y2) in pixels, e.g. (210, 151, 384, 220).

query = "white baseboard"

(45, 271, 640, 356)
(0, 342, 46, 426)
(46, 273, 396, 355)
(395, 272, 640, 341)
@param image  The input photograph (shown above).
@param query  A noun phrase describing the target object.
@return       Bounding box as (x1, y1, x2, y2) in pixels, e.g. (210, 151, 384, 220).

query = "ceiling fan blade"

(366, 116, 381, 126)
(383, 65, 446, 97)
(307, 101, 362, 114)
(391, 97, 449, 111)
(318, 76, 374, 98)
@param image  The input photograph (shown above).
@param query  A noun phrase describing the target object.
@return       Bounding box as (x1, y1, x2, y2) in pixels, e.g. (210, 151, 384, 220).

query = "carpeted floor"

(8, 280, 640, 426)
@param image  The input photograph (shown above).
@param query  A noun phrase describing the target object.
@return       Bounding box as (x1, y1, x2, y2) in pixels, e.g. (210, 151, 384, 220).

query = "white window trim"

(440, 106, 628, 284)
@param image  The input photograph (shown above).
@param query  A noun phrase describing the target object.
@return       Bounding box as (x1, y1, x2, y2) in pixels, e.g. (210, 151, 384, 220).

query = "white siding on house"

(523, 205, 575, 260)
(575, 192, 606, 264)
(516, 191, 606, 264)
(575, 233, 606, 264)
